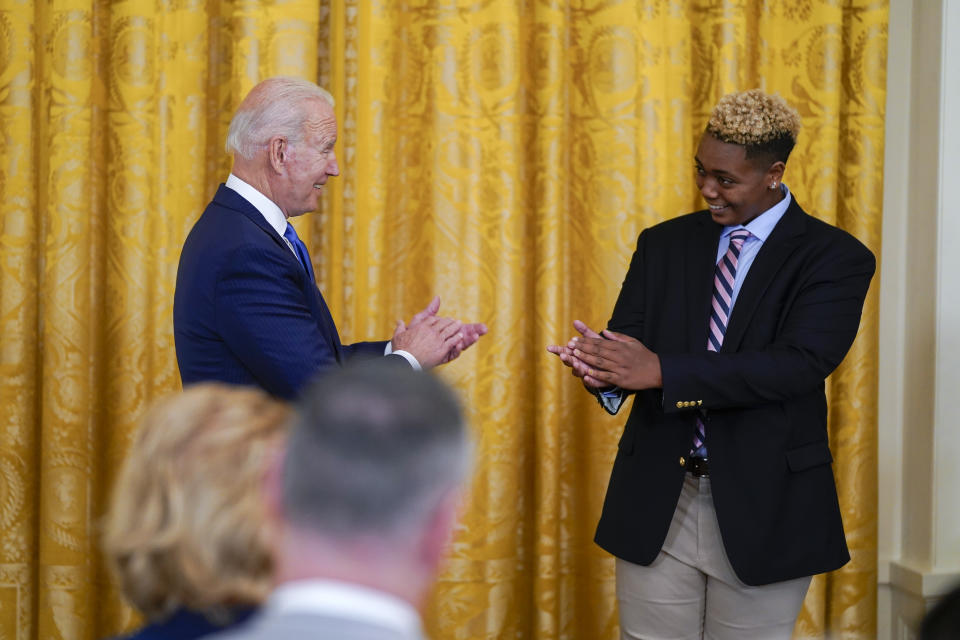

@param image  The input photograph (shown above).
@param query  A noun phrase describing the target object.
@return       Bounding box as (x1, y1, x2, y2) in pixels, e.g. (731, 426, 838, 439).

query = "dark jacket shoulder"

(111, 608, 255, 640)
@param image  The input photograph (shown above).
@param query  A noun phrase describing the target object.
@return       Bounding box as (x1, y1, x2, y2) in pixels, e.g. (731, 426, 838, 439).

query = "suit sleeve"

(591, 231, 651, 411)
(214, 243, 343, 398)
(659, 239, 875, 412)
(341, 341, 391, 361)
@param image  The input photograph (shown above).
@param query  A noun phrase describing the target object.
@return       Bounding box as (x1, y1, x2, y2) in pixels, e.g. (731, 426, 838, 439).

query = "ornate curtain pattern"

(0, 1, 886, 639)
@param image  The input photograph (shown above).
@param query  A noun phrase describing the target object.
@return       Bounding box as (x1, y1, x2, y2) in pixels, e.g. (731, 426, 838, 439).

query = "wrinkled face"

(694, 133, 783, 227)
(276, 99, 340, 218)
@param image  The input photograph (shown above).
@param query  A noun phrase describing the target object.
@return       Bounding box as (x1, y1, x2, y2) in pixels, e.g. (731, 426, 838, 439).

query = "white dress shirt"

(267, 579, 423, 640)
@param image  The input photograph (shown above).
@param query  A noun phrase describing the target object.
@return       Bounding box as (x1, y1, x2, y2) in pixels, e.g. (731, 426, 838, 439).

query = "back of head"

(282, 363, 470, 543)
(225, 76, 335, 160)
(102, 384, 291, 621)
(706, 89, 801, 166)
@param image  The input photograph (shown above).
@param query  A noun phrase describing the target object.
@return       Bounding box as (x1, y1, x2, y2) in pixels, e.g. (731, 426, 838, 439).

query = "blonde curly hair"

(102, 384, 291, 621)
(706, 89, 801, 163)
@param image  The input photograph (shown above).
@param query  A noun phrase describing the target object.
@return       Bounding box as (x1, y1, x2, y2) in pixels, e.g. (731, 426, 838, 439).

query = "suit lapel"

(687, 211, 724, 351)
(721, 200, 807, 351)
(315, 293, 344, 363)
(213, 184, 320, 284)
(212, 184, 345, 363)
(212, 185, 294, 257)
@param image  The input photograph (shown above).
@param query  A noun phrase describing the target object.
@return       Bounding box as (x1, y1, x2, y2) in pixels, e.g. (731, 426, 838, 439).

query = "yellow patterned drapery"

(0, 1, 886, 639)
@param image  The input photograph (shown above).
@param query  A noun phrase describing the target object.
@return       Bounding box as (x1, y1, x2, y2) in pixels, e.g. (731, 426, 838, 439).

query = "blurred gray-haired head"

(282, 362, 471, 540)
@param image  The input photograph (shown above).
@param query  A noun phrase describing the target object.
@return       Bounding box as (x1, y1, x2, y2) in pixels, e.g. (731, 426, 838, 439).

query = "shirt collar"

(266, 579, 422, 639)
(225, 173, 289, 237)
(723, 183, 792, 242)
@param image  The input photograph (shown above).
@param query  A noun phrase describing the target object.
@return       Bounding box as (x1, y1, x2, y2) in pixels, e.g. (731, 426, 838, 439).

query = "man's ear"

(766, 160, 786, 187)
(417, 489, 462, 572)
(267, 136, 287, 174)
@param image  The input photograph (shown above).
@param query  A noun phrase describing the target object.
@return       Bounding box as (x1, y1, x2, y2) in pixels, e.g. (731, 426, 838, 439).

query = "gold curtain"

(0, 1, 886, 638)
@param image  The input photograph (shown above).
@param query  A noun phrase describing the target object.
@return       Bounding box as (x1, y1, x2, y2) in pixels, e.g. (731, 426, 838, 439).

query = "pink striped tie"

(692, 230, 751, 455)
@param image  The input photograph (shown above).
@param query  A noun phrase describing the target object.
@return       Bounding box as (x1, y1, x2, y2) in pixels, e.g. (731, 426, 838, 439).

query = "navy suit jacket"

(174, 185, 398, 399)
(594, 198, 875, 586)
(111, 607, 254, 640)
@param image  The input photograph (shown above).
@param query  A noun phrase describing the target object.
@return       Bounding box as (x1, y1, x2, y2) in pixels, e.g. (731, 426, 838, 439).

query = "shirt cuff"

(597, 387, 626, 415)
(385, 342, 422, 371)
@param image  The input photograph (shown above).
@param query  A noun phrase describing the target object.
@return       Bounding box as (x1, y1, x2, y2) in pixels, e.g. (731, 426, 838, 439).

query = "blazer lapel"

(721, 200, 807, 351)
(687, 211, 724, 352)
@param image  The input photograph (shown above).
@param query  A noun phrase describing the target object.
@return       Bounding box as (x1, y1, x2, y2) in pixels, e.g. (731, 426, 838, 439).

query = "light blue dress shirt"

(713, 184, 792, 311)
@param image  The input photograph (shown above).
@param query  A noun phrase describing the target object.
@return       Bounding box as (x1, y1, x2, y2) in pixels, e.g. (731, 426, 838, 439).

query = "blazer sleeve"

(214, 242, 342, 398)
(607, 229, 649, 339)
(659, 238, 875, 412)
(589, 230, 651, 411)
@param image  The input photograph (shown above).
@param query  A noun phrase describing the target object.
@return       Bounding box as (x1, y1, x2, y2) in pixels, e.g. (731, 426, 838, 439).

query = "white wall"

(878, 0, 960, 637)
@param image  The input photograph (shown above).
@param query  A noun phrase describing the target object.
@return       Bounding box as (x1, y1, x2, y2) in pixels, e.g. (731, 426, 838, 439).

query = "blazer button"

(697, 400, 703, 406)
(679, 456, 686, 467)
(676, 401, 683, 409)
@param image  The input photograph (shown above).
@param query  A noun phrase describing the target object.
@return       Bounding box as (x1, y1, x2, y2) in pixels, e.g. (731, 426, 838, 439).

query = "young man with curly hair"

(549, 90, 875, 639)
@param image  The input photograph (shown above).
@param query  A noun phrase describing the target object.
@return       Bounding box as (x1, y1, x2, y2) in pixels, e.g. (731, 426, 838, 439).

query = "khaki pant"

(616, 474, 811, 640)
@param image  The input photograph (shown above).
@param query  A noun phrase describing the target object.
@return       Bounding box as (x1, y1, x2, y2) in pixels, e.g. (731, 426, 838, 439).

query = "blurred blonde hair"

(102, 384, 291, 620)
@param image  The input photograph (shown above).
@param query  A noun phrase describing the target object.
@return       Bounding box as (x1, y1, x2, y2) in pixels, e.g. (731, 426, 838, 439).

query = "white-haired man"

(174, 77, 486, 400)
(206, 362, 472, 640)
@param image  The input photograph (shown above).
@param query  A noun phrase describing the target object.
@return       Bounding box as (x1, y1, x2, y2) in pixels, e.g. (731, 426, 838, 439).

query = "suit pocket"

(786, 441, 833, 472)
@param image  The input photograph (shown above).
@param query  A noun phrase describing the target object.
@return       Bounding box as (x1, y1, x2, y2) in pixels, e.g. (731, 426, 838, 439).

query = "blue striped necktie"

(692, 229, 751, 455)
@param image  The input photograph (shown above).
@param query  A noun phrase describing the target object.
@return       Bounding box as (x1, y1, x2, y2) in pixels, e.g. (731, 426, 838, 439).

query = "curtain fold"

(0, 1, 886, 638)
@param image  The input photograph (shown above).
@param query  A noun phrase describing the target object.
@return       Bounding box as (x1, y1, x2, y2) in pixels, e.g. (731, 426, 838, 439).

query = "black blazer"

(174, 186, 395, 400)
(594, 198, 875, 586)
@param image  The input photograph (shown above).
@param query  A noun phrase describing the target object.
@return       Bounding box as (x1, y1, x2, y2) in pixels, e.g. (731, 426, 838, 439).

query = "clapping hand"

(548, 321, 662, 390)
(393, 297, 488, 369)
(546, 320, 606, 389)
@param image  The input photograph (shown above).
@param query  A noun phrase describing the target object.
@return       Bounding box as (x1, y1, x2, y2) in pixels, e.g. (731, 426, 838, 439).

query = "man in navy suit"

(174, 77, 486, 399)
(548, 90, 875, 638)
